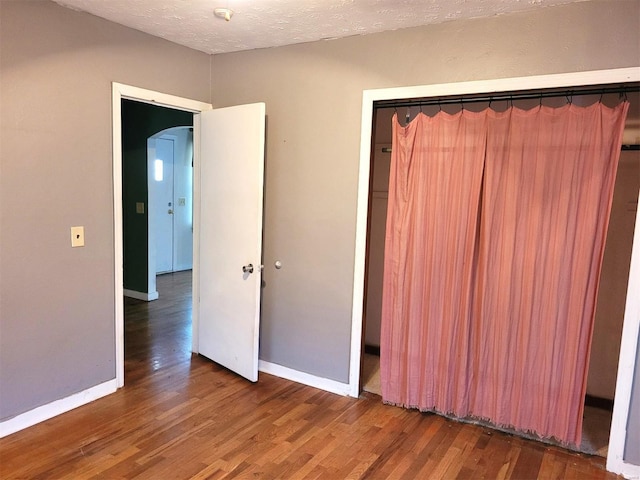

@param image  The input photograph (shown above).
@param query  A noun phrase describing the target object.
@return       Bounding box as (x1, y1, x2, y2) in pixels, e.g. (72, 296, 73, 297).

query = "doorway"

(113, 83, 267, 390)
(350, 69, 640, 474)
(121, 104, 195, 383)
(112, 83, 211, 388)
(361, 92, 639, 456)
(121, 99, 194, 301)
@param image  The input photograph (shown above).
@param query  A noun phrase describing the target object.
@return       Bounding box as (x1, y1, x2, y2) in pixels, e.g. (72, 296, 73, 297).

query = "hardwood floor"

(0, 271, 621, 479)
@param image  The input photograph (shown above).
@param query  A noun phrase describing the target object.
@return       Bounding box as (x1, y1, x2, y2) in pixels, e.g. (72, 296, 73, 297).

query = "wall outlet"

(71, 226, 85, 247)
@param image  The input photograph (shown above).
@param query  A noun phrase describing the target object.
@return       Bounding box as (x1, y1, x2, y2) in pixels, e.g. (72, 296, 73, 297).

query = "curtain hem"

(381, 399, 581, 451)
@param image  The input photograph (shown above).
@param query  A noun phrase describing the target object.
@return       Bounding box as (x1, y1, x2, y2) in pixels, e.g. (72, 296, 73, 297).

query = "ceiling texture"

(53, 0, 587, 55)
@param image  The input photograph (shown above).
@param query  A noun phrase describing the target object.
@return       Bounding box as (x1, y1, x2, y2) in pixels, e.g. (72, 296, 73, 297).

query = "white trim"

(350, 68, 640, 472)
(191, 113, 202, 354)
(112, 85, 125, 388)
(357, 68, 640, 106)
(112, 83, 211, 388)
(147, 137, 159, 291)
(613, 455, 640, 480)
(0, 380, 117, 438)
(113, 84, 211, 112)
(259, 360, 351, 397)
(123, 288, 159, 301)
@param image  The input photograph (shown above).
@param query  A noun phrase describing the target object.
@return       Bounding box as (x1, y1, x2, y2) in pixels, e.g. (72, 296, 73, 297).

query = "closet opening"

(360, 82, 640, 458)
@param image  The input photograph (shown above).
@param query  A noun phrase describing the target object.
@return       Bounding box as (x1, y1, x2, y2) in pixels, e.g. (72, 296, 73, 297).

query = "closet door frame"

(349, 67, 640, 478)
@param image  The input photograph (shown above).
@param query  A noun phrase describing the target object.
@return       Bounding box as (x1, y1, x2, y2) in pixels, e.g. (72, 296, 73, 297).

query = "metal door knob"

(242, 264, 254, 274)
(168, 209, 174, 214)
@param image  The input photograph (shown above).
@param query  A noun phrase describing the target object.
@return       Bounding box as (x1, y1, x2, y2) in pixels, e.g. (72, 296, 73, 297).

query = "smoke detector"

(214, 7, 234, 22)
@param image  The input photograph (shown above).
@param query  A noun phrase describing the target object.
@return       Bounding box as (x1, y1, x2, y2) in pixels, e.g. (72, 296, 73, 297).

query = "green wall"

(122, 100, 193, 293)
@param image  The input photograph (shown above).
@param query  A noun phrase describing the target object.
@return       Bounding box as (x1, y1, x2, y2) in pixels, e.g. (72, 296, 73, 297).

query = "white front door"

(197, 103, 265, 382)
(152, 136, 175, 274)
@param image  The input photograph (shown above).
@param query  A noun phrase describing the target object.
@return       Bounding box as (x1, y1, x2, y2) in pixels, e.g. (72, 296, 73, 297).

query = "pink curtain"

(470, 102, 629, 445)
(380, 101, 629, 446)
(380, 110, 487, 415)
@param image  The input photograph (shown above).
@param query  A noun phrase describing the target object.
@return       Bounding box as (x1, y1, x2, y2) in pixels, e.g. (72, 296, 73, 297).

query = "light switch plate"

(136, 202, 145, 214)
(71, 226, 85, 247)
(178, 197, 186, 206)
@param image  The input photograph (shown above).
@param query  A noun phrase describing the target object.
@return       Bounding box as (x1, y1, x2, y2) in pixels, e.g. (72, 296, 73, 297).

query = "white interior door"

(153, 137, 175, 273)
(198, 103, 265, 382)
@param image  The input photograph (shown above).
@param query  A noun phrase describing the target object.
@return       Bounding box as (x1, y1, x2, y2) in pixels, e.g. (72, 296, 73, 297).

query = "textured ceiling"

(53, 0, 587, 55)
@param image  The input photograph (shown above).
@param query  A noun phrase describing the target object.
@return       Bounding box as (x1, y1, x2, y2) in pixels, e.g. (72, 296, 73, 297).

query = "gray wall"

(625, 327, 640, 464)
(211, 0, 640, 384)
(0, 0, 210, 421)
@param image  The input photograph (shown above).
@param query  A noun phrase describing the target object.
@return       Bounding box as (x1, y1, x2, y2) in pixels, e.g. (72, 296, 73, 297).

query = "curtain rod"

(381, 144, 640, 153)
(374, 85, 639, 110)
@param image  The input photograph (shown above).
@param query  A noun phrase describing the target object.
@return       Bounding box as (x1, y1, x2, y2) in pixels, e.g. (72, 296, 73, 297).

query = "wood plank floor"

(0, 271, 621, 479)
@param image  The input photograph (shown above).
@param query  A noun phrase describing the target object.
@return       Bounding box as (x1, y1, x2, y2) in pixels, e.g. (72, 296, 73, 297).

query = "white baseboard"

(608, 457, 640, 480)
(0, 379, 117, 438)
(258, 360, 353, 397)
(123, 289, 159, 301)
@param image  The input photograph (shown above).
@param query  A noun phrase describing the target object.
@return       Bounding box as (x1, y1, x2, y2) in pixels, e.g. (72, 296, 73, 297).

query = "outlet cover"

(71, 226, 85, 247)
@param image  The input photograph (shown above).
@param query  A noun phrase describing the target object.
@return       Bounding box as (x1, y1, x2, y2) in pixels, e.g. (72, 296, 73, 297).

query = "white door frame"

(349, 67, 640, 477)
(112, 82, 211, 388)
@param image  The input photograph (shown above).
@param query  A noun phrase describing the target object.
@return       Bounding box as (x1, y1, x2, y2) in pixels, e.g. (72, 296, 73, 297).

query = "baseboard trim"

(123, 289, 159, 301)
(585, 394, 614, 411)
(607, 458, 640, 480)
(364, 344, 380, 356)
(0, 379, 117, 438)
(258, 360, 352, 397)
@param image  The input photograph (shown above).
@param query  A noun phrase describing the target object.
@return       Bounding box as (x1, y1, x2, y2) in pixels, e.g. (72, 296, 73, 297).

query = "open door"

(197, 103, 266, 382)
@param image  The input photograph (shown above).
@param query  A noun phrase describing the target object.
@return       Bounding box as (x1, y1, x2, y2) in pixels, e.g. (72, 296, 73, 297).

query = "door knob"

(168, 209, 174, 214)
(242, 264, 254, 274)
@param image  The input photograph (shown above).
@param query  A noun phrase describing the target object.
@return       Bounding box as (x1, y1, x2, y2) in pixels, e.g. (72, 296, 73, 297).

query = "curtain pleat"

(471, 102, 629, 445)
(380, 110, 486, 416)
(380, 101, 629, 446)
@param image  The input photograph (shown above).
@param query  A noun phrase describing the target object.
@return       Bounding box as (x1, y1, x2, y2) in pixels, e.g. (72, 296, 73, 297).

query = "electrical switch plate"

(136, 202, 145, 214)
(71, 226, 85, 247)
(178, 197, 186, 206)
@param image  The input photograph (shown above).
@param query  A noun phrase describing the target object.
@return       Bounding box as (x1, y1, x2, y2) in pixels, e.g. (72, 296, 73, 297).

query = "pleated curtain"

(380, 101, 629, 446)
(380, 109, 487, 416)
